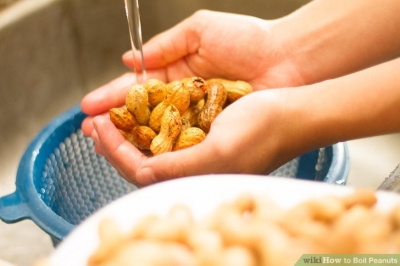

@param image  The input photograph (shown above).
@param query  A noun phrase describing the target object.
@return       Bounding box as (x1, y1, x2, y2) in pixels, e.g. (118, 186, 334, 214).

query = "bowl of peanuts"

(39, 174, 400, 266)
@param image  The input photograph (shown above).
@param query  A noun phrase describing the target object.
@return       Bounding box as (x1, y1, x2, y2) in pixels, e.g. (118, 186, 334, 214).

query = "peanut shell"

(126, 84, 151, 125)
(109, 107, 138, 132)
(173, 127, 206, 151)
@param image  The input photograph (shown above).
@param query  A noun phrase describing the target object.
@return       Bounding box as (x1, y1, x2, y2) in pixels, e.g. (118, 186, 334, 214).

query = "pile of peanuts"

(109, 77, 253, 155)
(88, 189, 400, 266)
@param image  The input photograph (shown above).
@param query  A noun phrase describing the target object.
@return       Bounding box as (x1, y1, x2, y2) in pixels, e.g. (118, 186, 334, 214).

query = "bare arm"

(282, 57, 400, 156)
(273, 0, 400, 84)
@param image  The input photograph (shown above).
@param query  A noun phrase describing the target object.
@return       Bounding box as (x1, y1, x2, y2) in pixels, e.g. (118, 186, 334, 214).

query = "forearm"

(273, 0, 400, 84)
(284, 57, 400, 152)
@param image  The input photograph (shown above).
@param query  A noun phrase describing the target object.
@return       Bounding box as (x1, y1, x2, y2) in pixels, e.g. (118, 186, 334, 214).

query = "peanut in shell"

(207, 78, 253, 104)
(198, 82, 228, 133)
(149, 82, 190, 132)
(144, 79, 167, 108)
(150, 105, 182, 155)
(109, 107, 138, 132)
(173, 127, 206, 151)
(126, 84, 151, 125)
(133, 126, 157, 150)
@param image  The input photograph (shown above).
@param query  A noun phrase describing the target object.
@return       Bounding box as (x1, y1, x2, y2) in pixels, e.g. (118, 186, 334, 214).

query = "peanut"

(149, 82, 190, 132)
(144, 79, 167, 108)
(182, 77, 207, 104)
(119, 129, 139, 148)
(198, 82, 228, 133)
(173, 127, 206, 151)
(126, 84, 151, 125)
(133, 126, 157, 150)
(207, 79, 252, 104)
(165, 81, 191, 114)
(150, 105, 182, 155)
(109, 107, 138, 132)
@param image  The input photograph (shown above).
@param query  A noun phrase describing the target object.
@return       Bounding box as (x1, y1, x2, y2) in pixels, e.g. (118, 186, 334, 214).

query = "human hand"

(81, 10, 304, 138)
(122, 10, 305, 90)
(90, 89, 305, 186)
(81, 2, 400, 186)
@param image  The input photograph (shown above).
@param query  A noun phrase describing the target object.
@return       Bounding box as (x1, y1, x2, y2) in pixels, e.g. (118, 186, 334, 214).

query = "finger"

(94, 144, 103, 155)
(81, 116, 94, 137)
(93, 116, 152, 186)
(90, 128, 100, 147)
(135, 136, 229, 184)
(90, 130, 104, 156)
(122, 17, 201, 70)
(123, 51, 198, 82)
(93, 114, 220, 185)
(119, 57, 170, 82)
(81, 112, 110, 137)
(81, 72, 135, 116)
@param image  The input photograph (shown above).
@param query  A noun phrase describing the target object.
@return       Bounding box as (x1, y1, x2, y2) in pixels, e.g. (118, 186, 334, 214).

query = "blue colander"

(0, 104, 350, 245)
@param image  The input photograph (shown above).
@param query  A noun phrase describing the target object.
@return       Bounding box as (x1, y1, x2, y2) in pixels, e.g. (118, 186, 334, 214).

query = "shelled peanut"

(109, 77, 253, 155)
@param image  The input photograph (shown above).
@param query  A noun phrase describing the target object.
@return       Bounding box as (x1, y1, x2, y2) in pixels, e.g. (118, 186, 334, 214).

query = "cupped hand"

(81, 10, 305, 136)
(91, 89, 301, 186)
(80, 10, 308, 185)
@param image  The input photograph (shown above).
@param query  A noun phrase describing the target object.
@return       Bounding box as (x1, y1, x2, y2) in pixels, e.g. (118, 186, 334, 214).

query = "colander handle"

(0, 192, 31, 223)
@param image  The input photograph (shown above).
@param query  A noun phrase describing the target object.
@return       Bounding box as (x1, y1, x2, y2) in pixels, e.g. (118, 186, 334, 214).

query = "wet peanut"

(119, 129, 139, 148)
(182, 77, 207, 104)
(144, 79, 167, 108)
(150, 105, 182, 155)
(109, 107, 138, 132)
(165, 81, 191, 114)
(173, 127, 206, 151)
(149, 82, 190, 132)
(133, 126, 157, 150)
(126, 84, 151, 125)
(198, 82, 228, 133)
(207, 79, 253, 104)
(149, 104, 167, 133)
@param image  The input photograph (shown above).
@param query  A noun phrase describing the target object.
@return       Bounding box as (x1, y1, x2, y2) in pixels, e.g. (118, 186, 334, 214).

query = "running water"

(124, 0, 147, 83)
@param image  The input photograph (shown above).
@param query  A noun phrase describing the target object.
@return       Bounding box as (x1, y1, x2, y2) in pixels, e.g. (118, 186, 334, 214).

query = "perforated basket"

(0, 105, 350, 245)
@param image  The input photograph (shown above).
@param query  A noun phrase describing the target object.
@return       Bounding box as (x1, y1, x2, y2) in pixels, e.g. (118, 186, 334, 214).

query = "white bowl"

(46, 174, 400, 266)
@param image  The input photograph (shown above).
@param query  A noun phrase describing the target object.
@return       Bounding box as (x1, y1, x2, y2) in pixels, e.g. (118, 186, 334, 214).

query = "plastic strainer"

(0, 104, 350, 245)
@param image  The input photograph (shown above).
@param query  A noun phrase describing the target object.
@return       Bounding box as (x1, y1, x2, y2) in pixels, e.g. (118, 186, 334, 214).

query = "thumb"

(135, 136, 230, 184)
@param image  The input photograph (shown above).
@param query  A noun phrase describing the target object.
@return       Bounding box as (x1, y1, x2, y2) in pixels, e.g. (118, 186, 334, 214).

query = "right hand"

(122, 10, 306, 90)
(81, 10, 305, 138)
